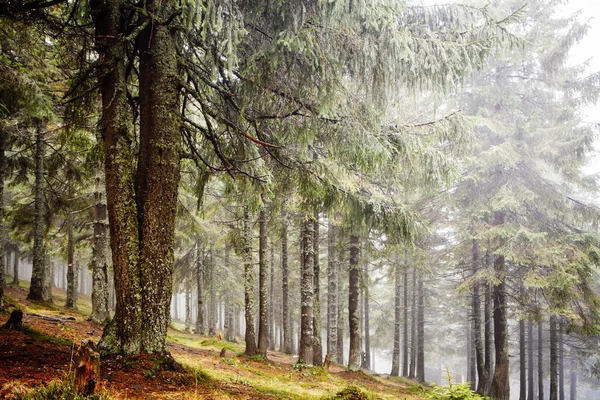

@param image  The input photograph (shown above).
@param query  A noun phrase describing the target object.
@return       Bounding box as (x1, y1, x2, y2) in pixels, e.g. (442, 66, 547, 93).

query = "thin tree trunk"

(337, 241, 345, 364)
(402, 258, 409, 377)
(28, 124, 49, 302)
(539, 320, 544, 400)
(0, 129, 4, 308)
(89, 165, 109, 323)
(417, 271, 425, 383)
(208, 245, 216, 333)
(391, 259, 401, 377)
(559, 322, 565, 400)
(520, 319, 526, 400)
(299, 217, 314, 364)
(66, 214, 78, 309)
(12, 247, 19, 285)
(528, 320, 535, 400)
(473, 240, 486, 395)
(550, 315, 558, 400)
(484, 278, 492, 394)
(195, 240, 204, 335)
(185, 283, 191, 332)
(243, 207, 258, 355)
(347, 234, 361, 371)
(313, 217, 323, 366)
(258, 210, 269, 357)
(490, 211, 509, 400)
(409, 265, 417, 379)
(269, 244, 275, 351)
(363, 258, 371, 370)
(469, 319, 475, 390)
(570, 352, 576, 400)
(282, 223, 291, 354)
(327, 222, 338, 362)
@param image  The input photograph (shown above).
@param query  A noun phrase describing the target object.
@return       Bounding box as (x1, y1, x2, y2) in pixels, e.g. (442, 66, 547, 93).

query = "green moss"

(21, 325, 73, 348)
(322, 386, 371, 400)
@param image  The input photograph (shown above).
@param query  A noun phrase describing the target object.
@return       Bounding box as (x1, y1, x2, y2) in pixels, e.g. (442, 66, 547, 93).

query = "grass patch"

(21, 325, 73, 347)
(9, 373, 114, 399)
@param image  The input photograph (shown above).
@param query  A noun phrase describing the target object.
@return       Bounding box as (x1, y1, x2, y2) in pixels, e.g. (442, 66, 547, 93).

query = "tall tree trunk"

(484, 279, 492, 394)
(409, 265, 417, 379)
(336, 241, 345, 364)
(559, 323, 565, 400)
(185, 283, 191, 333)
(539, 320, 544, 400)
(327, 222, 338, 362)
(299, 217, 314, 364)
(0, 129, 4, 308)
(391, 260, 401, 377)
(65, 214, 78, 309)
(347, 234, 361, 371)
(528, 320, 535, 400)
(570, 352, 576, 400)
(520, 319, 526, 400)
(243, 207, 258, 355)
(402, 258, 409, 377)
(208, 245, 216, 333)
(258, 210, 269, 357)
(473, 240, 486, 395)
(550, 315, 558, 400)
(313, 217, 323, 366)
(195, 240, 204, 335)
(363, 258, 370, 370)
(28, 124, 50, 303)
(89, 165, 109, 323)
(417, 271, 425, 383)
(11, 246, 19, 285)
(490, 211, 509, 400)
(269, 244, 275, 351)
(282, 223, 291, 354)
(469, 319, 476, 390)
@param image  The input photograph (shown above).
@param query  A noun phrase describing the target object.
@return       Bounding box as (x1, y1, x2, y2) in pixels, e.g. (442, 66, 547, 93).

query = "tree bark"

(409, 265, 417, 379)
(550, 315, 558, 400)
(559, 322, 565, 400)
(269, 243, 275, 351)
(402, 258, 409, 377)
(363, 257, 371, 370)
(299, 217, 314, 364)
(185, 283, 191, 333)
(337, 241, 345, 364)
(0, 130, 4, 308)
(490, 211, 509, 400)
(28, 124, 50, 302)
(539, 320, 544, 400)
(484, 278, 492, 394)
(347, 234, 361, 371)
(11, 246, 19, 285)
(243, 207, 258, 355)
(520, 319, 526, 400)
(417, 271, 424, 383)
(195, 240, 204, 335)
(528, 320, 535, 400)
(66, 214, 78, 309)
(313, 217, 323, 366)
(258, 210, 269, 357)
(89, 164, 109, 323)
(570, 352, 576, 400)
(281, 223, 291, 354)
(473, 240, 486, 395)
(208, 245, 216, 333)
(327, 222, 338, 362)
(391, 259, 401, 377)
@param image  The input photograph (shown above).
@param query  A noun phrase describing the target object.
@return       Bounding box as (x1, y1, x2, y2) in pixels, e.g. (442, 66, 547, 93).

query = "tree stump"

(323, 354, 332, 371)
(74, 339, 100, 396)
(219, 347, 226, 358)
(1, 310, 23, 330)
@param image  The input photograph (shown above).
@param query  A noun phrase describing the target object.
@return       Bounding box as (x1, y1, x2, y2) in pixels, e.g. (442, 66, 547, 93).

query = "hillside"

(0, 283, 426, 399)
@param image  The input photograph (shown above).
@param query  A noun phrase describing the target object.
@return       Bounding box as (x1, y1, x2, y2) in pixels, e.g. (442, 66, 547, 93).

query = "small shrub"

(325, 385, 370, 400)
(426, 368, 488, 400)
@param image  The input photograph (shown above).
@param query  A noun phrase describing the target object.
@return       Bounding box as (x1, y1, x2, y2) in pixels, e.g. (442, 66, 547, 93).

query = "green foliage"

(425, 369, 487, 400)
(12, 373, 112, 399)
(323, 385, 370, 400)
(20, 325, 73, 348)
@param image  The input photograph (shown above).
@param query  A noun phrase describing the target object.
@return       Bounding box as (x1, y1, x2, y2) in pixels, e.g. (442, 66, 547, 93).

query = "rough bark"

(243, 207, 258, 355)
(327, 222, 338, 362)
(89, 165, 109, 323)
(391, 260, 401, 377)
(208, 245, 216, 333)
(347, 234, 361, 371)
(195, 240, 204, 335)
(539, 320, 544, 400)
(528, 320, 535, 400)
(416, 271, 424, 383)
(281, 223, 291, 354)
(469, 319, 475, 390)
(313, 217, 323, 366)
(65, 214, 78, 309)
(473, 240, 486, 394)
(490, 211, 509, 400)
(299, 217, 314, 364)
(559, 322, 565, 400)
(337, 242, 345, 364)
(409, 265, 417, 379)
(363, 258, 370, 370)
(484, 278, 492, 394)
(570, 352, 576, 400)
(74, 339, 100, 396)
(11, 246, 19, 285)
(550, 315, 558, 400)
(185, 284, 191, 333)
(520, 319, 526, 400)
(28, 124, 49, 302)
(0, 130, 4, 308)
(269, 243, 275, 351)
(402, 259, 409, 377)
(258, 210, 269, 357)
(1, 309, 22, 330)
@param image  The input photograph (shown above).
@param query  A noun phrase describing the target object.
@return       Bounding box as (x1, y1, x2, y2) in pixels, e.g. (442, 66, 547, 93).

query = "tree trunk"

(469, 319, 475, 390)
(347, 234, 361, 371)
(484, 278, 492, 394)
(208, 245, 216, 333)
(269, 243, 275, 351)
(327, 222, 338, 362)
(550, 315, 558, 400)
(391, 259, 401, 376)
(89, 164, 109, 323)
(11, 246, 19, 285)
(539, 320, 544, 400)
(313, 217, 323, 366)
(363, 258, 370, 370)
(28, 124, 50, 302)
(559, 323, 565, 400)
(337, 241, 345, 364)
(402, 258, 409, 377)
(299, 217, 314, 364)
(258, 210, 269, 357)
(490, 211, 509, 400)
(243, 207, 258, 355)
(570, 352, 576, 400)
(66, 214, 78, 309)
(409, 265, 417, 379)
(0, 130, 4, 308)
(195, 240, 204, 335)
(74, 339, 100, 396)
(185, 283, 191, 333)
(282, 223, 291, 354)
(473, 240, 486, 395)
(417, 271, 425, 383)
(528, 320, 535, 400)
(520, 319, 526, 400)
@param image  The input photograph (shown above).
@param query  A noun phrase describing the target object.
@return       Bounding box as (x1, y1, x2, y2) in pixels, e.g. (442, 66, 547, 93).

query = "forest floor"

(0, 282, 426, 399)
